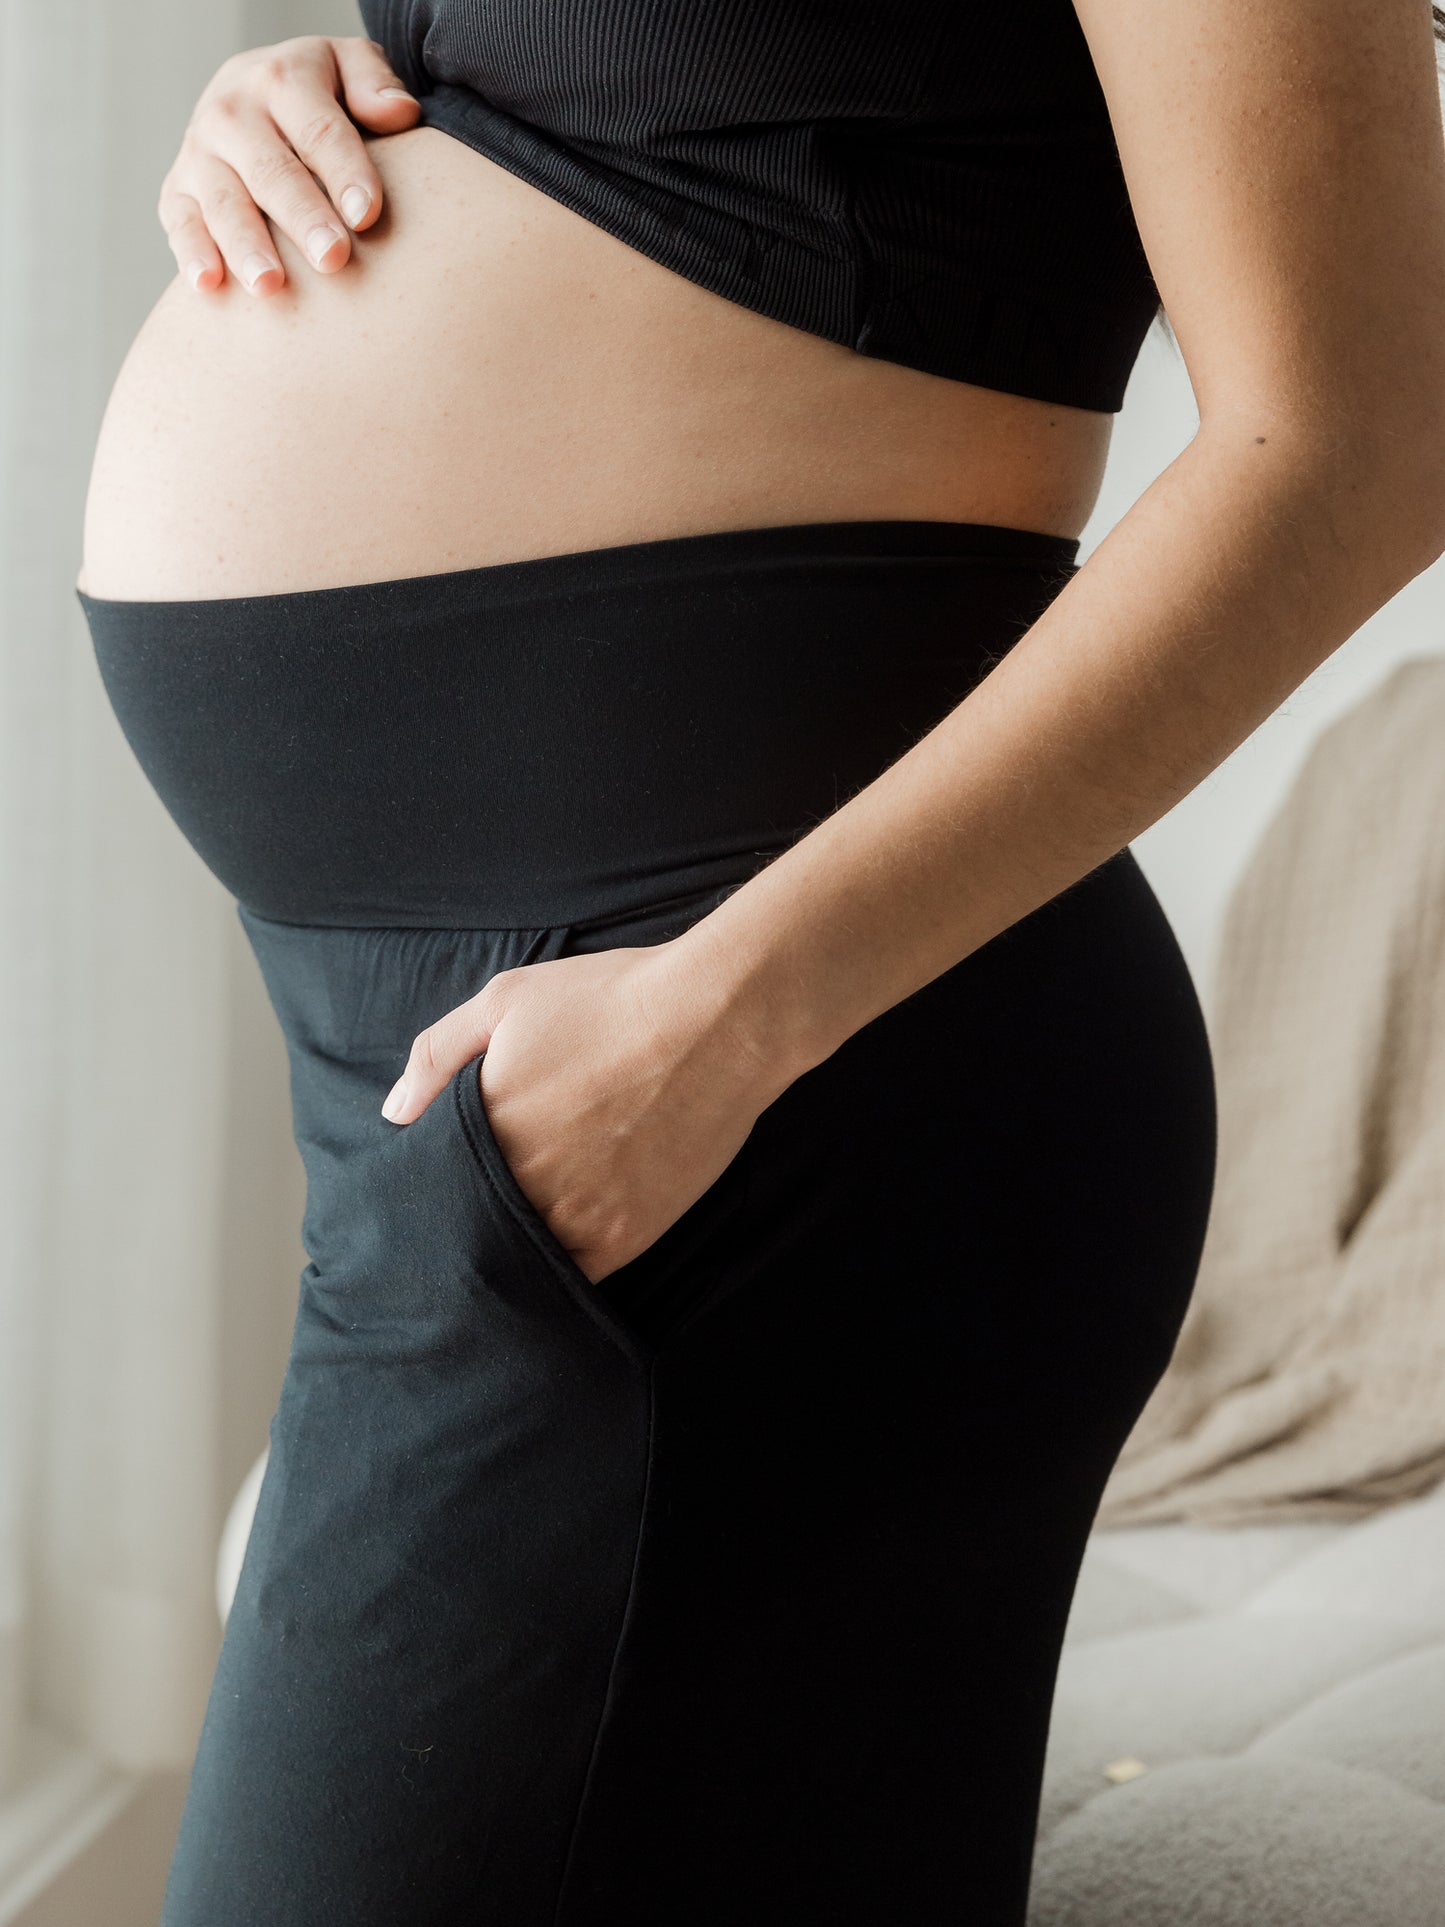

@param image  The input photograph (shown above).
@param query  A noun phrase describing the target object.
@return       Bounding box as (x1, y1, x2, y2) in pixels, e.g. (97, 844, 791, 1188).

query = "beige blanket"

(1096, 657, 1445, 1528)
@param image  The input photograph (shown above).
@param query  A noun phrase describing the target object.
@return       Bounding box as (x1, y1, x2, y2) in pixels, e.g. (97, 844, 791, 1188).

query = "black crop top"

(358, 0, 1161, 413)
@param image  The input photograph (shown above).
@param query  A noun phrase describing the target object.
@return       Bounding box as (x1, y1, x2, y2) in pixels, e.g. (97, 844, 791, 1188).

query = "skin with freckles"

(80, 8, 1445, 1286)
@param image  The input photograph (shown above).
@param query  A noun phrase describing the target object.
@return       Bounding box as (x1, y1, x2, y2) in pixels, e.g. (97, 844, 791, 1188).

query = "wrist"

(657, 913, 836, 1107)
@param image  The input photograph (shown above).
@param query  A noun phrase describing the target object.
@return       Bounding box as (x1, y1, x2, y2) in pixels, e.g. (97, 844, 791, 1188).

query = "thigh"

(585, 845, 1216, 1402)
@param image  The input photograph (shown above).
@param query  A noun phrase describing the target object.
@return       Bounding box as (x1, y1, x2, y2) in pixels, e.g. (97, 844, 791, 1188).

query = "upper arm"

(1070, 0, 1445, 451)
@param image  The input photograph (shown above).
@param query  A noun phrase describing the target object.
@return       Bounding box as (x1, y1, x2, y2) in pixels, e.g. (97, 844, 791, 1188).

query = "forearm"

(676, 420, 1445, 1092)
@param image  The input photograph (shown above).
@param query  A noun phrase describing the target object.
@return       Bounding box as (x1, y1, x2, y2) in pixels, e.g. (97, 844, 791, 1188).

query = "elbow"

(1360, 401, 1445, 571)
(1202, 408, 1445, 584)
(1402, 434, 1445, 571)
(1335, 431, 1445, 597)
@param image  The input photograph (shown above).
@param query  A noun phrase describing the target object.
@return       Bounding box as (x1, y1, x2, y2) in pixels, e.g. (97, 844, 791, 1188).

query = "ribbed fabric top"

(360, 0, 1160, 413)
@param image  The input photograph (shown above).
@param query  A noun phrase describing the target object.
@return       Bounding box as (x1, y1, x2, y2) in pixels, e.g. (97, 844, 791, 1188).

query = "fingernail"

(378, 84, 414, 99)
(340, 184, 372, 227)
(241, 251, 277, 291)
(306, 222, 345, 266)
(185, 259, 208, 290)
(382, 1077, 408, 1122)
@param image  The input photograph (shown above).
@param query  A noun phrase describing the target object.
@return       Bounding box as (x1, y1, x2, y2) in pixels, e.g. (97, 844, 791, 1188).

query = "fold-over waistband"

(78, 517, 1079, 929)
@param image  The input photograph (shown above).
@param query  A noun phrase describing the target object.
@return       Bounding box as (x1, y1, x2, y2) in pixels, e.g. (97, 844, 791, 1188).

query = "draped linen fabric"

(1099, 659, 1445, 1527)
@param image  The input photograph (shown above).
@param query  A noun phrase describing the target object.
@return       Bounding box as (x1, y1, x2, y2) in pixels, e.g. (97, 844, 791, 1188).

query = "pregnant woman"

(74, 4, 1445, 1922)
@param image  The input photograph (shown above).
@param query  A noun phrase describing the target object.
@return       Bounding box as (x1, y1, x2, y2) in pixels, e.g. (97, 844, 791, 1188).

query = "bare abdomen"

(78, 123, 1110, 601)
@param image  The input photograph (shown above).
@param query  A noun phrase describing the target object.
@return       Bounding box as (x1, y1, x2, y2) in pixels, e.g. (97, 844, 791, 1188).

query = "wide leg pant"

(78, 519, 1217, 1925)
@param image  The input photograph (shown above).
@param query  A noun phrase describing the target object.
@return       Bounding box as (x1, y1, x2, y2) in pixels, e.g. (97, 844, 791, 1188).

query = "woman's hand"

(381, 940, 790, 1286)
(157, 35, 422, 298)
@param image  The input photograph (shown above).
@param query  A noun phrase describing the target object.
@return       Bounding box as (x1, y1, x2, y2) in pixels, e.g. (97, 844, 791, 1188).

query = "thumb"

(335, 35, 423, 130)
(382, 978, 510, 1124)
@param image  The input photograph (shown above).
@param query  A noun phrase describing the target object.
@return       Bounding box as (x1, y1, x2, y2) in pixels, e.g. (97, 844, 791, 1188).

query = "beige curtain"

(1098, 657, 1445, 1527)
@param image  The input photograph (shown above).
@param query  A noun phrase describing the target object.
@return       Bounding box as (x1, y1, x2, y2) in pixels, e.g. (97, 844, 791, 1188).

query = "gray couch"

(1028, 1477, 1445, 1924)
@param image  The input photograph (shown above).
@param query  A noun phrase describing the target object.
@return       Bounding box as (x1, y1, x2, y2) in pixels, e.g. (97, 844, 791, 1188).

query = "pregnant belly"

(77, 124, 1111, 601)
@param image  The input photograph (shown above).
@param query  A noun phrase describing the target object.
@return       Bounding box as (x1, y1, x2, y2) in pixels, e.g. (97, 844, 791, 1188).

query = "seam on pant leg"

(552, 1355, 658, 1926)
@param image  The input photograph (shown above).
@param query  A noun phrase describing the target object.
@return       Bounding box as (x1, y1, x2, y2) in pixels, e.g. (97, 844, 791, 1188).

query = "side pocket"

(450, 1051, 655, 1366)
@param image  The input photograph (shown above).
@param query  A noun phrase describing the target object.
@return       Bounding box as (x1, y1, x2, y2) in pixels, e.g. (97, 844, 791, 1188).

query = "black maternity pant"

(78, 519, 1217, 1926)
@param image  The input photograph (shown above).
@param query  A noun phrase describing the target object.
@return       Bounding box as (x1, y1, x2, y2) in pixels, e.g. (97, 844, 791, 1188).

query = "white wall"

(1099, 321, 1445, 1005)
(244, 0, 362, 46)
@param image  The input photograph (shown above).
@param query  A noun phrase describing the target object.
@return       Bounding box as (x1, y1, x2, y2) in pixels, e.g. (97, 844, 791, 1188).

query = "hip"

(236, 832, 1216, 1382)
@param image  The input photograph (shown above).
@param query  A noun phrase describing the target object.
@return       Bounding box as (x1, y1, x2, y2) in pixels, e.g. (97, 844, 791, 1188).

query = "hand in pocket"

(380, 938, 785, 1285)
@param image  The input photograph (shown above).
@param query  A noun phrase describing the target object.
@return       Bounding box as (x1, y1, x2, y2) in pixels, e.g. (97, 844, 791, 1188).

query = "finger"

(264, 46, 411, 242)
(201, 95, 356, 277)
(331, 35, 423, 142)
(383, 980, 510, 1123)
(161, 149, 283, 295)
(157, 183, 225, 293)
